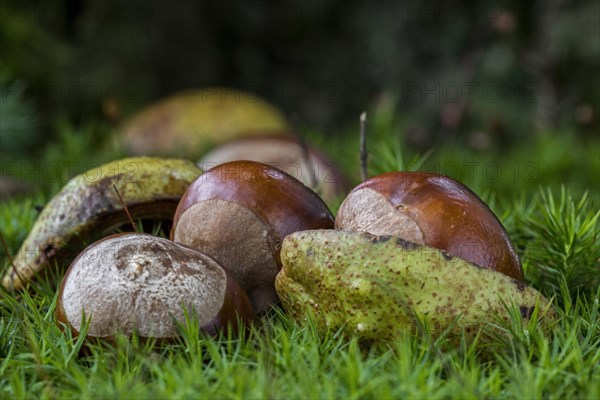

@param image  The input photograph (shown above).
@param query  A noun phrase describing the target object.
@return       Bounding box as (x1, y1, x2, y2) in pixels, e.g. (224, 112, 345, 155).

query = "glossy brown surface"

(336, 172, 523, 281)
(173, 161, 334, 240)
(55, 233, 253, 340)
(172, 161, 335, 312)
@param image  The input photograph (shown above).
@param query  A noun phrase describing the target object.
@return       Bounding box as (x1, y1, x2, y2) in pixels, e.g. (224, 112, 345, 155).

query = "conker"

(335, 172, 523, 281)
(56, 233, 253, 340)
(171, 160, 335, 313)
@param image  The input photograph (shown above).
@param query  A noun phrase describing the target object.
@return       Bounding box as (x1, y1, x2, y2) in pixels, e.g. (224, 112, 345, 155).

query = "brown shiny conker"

(171, 160, 335, 313)
(335, 172, 524, 281)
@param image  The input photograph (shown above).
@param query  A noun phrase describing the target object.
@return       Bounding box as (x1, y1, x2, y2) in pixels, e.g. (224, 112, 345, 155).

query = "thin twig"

(0, 230, 30, 291)
(360, 111, 368, 181)
(0, 232, 15, 267)
(113, 184, 137, 232)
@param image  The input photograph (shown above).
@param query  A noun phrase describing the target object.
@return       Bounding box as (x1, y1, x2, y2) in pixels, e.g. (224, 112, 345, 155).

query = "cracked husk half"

(275, 230, 556, 344)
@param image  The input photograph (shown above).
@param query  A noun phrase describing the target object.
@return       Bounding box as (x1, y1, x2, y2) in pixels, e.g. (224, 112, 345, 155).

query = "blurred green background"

(1, 0, 599, 202)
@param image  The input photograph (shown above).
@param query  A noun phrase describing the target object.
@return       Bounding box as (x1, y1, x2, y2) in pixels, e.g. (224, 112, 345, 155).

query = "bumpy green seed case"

(2, 157, 202, 291)
(276, 230, 556, 344)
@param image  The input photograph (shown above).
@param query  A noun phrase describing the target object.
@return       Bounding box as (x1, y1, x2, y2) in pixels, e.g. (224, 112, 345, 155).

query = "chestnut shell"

(335, 172, 524, 281)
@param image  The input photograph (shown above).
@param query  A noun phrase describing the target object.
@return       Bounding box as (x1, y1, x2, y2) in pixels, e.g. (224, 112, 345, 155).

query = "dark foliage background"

(1, 0, 599, 203)
(3, 0, 599, 137)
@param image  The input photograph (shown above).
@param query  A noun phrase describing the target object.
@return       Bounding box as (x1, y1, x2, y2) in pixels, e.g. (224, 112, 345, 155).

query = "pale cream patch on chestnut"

(173, 199, 280, 293)
(200, 140, 309, 181)
(199, 139, 337, 199)
(60, 235, 227, 338)
(335, 188, 425, 244)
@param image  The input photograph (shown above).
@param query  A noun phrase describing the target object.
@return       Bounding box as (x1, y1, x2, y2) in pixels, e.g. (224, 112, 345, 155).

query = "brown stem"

(360, 111, 368, 182)
(1, 231, 31, 292)
(0, 232, 15, 268)
(113, 184, 137, 232)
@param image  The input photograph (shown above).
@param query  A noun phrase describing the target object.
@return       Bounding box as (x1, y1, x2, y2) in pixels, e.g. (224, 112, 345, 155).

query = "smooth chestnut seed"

(55, 233, 253, 340)
(172, 160, 335, 313)
(335, 172, 523, 281)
